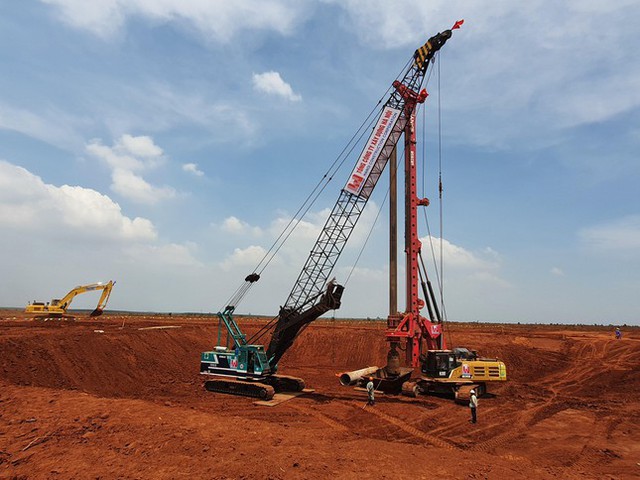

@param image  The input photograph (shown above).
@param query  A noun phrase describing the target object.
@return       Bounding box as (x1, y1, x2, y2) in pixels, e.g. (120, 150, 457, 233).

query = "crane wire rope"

(250, 141, 406, 343)
(221, 121, 369, 311)
(245, 57, 414, 338)
(437, 52, 445, 319)
(251, 51, 445, 344)
(221, 57, 413, 312)
(436, 53, 453, 349)
(221, 97, 383, 310)
(419, 53, 454, 348)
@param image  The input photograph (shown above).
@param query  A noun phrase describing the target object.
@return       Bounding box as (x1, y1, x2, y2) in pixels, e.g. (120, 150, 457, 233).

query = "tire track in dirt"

(564, 416, 610, 471)
(471, 335, 631, 456)
(336, 398, 542, 469)
(470, 368, 566, 452)
(288, 403, 350, 433)
(423, 404, 493, 438)
(338, 401, 457, 449)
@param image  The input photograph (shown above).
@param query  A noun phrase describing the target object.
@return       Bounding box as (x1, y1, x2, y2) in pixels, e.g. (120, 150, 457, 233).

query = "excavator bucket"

(90, 308, 103, 317)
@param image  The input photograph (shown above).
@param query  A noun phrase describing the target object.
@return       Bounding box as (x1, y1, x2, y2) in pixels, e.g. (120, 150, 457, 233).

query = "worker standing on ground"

(366, 377, 375, 406)
(615, 327, 622, 340)
(469, 389, 478, 423)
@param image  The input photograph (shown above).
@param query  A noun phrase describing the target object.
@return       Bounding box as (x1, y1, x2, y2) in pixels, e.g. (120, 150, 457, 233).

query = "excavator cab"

(421, 350, 459, 378)
(421, 348, 480, 378)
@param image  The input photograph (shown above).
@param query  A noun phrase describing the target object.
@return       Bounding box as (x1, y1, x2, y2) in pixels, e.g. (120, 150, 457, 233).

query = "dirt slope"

(0, 311, 638, 479)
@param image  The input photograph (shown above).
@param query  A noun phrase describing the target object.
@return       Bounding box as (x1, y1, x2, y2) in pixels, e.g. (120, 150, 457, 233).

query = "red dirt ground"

(1, 310, 638, 479)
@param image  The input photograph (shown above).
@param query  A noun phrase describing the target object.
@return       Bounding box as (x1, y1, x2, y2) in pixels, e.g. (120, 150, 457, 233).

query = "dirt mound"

(1, 312, 639, 479)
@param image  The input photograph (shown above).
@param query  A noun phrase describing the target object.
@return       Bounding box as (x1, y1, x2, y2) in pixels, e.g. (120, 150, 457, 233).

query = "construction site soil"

(0, 310, 638, 479)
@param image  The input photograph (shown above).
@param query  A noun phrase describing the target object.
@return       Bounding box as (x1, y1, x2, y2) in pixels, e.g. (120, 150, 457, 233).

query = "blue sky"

(1, 1, 639, 324)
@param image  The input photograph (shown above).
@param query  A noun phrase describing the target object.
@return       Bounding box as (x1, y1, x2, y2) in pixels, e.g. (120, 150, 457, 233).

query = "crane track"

(204, 379, 275, 400)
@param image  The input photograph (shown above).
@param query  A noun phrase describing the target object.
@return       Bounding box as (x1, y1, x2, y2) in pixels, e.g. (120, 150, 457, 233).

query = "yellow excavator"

(25, 281, 115, 319)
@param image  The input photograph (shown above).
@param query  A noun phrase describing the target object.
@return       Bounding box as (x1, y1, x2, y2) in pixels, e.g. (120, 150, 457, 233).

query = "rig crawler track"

(204, 379, 275, 400)
(203, 374, 305, 401)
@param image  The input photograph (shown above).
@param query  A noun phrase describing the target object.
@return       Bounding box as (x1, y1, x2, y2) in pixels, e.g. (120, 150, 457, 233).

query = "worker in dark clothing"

(469, 389, 478, 423)
(366, 377, 375, 406)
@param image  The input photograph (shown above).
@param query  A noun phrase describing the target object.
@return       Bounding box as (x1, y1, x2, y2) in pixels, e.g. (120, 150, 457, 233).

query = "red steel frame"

(386, 82, 445, 367)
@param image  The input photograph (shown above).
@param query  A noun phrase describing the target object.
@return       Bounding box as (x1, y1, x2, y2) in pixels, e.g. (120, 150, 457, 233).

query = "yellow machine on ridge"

(25, 281, 115, 318)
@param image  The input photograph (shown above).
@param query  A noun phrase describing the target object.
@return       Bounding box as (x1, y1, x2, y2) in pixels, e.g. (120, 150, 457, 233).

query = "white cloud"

(579, 215, 640, 251)
(117, 133, 163, 158)
(110, 168, 176, 205)
(221, 216, 244, 233)
(41, 0, 124, 38)
(326, 0, 640, 148)
(41, 0, 309, 41)
(217, 205, 367, 277)
(86, 141, 145, 172)
(221, 245, 268, 270)
(0, 102, 85, 151)
(220, 216, 262, 236)
(269, 211, 324, 242)
(87, 134, 164, 171)
(182, 163, 204, 177)
(551, 267, 565, 276)
(467, 271, 512, 289)
(0, 160, 156, 241)
(252, 71, 302, 102)
(86, 134, 176, 205)
(90, 85, 259, 149)
(420, 236, 500, 271)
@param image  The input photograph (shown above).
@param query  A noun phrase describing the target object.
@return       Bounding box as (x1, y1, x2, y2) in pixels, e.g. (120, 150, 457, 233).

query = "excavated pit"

(1, 311, 639, 479)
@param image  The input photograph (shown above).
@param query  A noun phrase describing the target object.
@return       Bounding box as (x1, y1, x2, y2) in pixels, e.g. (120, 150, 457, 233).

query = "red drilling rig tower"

(339, 21, 507, 401)
(384, 22, 463, 369)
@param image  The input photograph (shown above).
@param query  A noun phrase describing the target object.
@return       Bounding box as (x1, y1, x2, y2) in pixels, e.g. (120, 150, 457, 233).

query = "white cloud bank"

(40, 0, 308, 41)
(252, 71, 302, 102)
(0, 159, 205, 311)
(0, 160, 156, 240)
(86, 134, 177, 205)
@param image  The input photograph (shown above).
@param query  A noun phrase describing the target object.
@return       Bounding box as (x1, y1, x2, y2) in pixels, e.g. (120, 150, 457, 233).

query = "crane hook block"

(245, 273, 260, 283)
